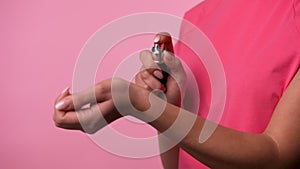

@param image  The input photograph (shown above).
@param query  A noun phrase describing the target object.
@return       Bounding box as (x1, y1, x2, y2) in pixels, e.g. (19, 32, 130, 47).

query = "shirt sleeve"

(174, 2, 206, 55)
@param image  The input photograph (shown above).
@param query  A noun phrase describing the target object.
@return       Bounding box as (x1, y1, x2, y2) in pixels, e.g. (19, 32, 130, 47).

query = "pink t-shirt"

(175, 0, 300, 168)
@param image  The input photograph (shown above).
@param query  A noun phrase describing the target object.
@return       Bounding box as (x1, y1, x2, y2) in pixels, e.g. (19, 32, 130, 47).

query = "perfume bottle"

(152, 44, 169, 85)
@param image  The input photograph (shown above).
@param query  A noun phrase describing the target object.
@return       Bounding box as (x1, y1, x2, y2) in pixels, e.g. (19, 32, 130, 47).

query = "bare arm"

(265, 68, 300, 167)
(53, 69, 300, 168)
(133, 68, 300, 169)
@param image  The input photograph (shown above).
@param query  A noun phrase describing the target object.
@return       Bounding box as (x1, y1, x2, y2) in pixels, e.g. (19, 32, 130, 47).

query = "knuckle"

(95, 81, 110, 99)
(95, 84, 104, 97)
(141, 71, 150, 79)
(135, 77, 144, 86)
(55, 122, 62, 128)
(54, 117, 64, 127)
(53, 113, 65, 127)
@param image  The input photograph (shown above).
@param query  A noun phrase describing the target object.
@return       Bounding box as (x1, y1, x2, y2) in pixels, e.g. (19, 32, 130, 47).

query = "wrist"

(129, 85, 171, 124)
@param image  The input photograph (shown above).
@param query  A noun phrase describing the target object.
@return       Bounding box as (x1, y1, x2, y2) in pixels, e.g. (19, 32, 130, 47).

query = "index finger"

(54, 87, 70, 104)
(55, 79, 113, 111)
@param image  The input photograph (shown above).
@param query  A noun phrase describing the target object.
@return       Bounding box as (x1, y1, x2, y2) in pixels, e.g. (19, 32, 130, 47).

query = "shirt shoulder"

(183, 2, 206, 23)
(179, 1, 208, 38)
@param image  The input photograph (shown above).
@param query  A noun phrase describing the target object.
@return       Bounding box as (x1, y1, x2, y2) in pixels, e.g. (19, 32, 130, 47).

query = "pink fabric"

(175, 0, 300, 168)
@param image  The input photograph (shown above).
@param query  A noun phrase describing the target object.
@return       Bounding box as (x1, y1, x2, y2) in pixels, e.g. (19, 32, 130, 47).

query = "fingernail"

(55, 99, 71, 110)
(153, 70, 163, 79)
(61, 87, 70, 94)
(163, 50, 173, 61)
(154, 36, 160, 43)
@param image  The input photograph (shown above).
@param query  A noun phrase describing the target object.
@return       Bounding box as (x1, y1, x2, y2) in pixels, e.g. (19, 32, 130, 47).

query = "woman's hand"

(135, 33, 186, 106)
(53, 78, 153, 134)
(53, 79, 122, 134)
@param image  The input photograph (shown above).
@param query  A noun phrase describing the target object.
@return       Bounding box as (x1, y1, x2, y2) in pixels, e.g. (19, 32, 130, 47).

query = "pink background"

(0, 0, 202, 169)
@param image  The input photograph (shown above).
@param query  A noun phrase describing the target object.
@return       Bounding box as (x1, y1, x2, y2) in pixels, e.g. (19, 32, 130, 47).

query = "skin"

(53, 33, 300, 169)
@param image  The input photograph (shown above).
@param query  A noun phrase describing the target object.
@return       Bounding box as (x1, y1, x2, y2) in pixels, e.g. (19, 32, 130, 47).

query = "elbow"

(215, 134, 281, 169)
(243, 133, 281, 169)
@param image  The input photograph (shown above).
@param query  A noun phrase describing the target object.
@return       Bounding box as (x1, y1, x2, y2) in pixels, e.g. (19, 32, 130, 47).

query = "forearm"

(134, 96, 280, 169)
